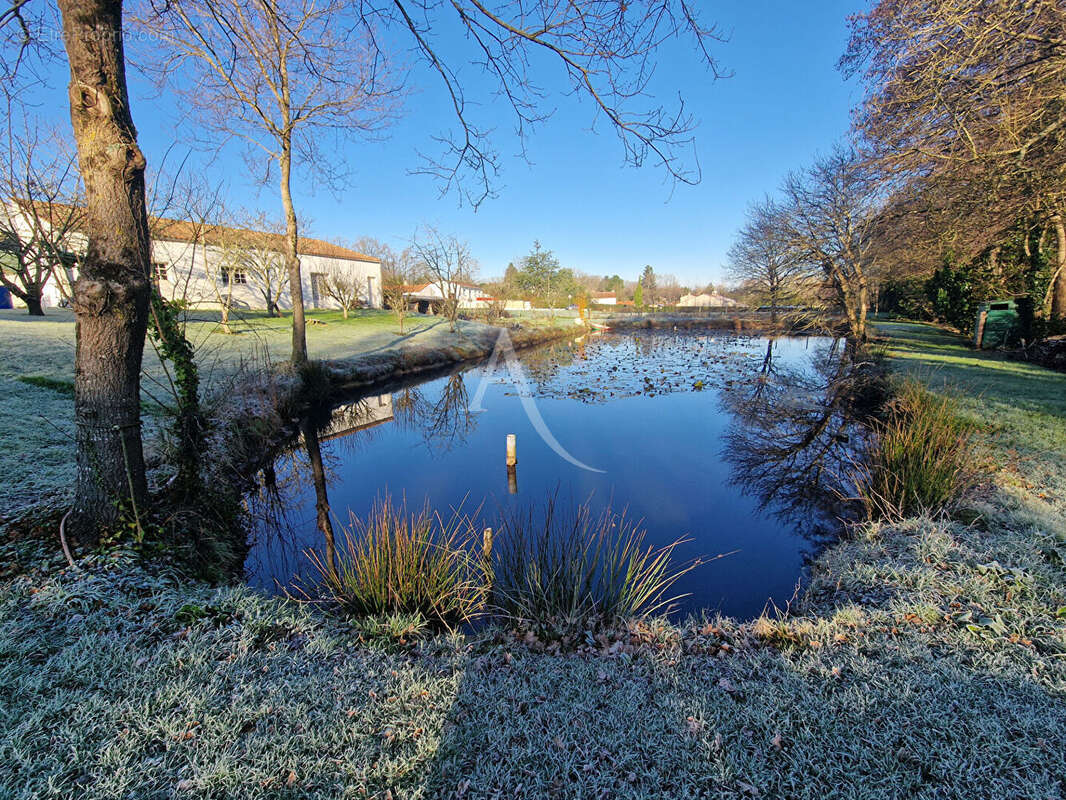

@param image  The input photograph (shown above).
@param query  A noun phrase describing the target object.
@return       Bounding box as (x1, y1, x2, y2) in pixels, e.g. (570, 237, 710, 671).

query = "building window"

(221, 269, 248, 286)
(151, 262, 168, 281)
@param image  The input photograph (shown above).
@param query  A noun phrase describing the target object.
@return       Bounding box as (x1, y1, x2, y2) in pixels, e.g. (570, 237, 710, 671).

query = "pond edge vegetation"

(282, 330, 982, 642)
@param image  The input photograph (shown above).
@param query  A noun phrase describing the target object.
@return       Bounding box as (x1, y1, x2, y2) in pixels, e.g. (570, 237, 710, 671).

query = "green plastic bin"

(973, 299, 1019, 349)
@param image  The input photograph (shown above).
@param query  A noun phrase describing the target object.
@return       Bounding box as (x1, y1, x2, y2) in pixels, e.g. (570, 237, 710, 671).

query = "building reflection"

(319, 394, 395, 442)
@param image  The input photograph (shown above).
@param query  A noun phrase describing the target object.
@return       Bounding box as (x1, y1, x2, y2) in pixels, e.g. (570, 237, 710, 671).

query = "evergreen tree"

(640, 265, 656, 304)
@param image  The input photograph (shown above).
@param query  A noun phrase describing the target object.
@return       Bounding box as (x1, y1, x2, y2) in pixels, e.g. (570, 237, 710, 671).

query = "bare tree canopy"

(137, 0, 726, 206)
(0, 121, 83, 315)
(412, 226, 477, 332)
(782, 147, 879, 340)
(356, 1, 726, 207)
(140, 0, 401, 363)
(726, 195, 808, 321)
(842, 0, 1066, 315)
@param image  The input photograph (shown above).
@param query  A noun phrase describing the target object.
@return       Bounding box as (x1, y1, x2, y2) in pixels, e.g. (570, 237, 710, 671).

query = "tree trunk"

(1050, 213, 1066, 320)
(280, 144, 307, 363)
(300, 419, 336, 574)
(25, 289, 44, 316)
(59, 0, 151, 540)
(855, 270, 869, 341)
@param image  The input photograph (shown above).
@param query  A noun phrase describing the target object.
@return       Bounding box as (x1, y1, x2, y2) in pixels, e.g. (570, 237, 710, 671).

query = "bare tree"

(143, 0, 400, 364)
(370, 242, 420, 335)
(56, 0, 152, 536)
(0, 124, 83, 315)
(412, 227, 477, 333)
(843, 0, 1066, 316)
(228, 213, 288, 317)
(656, 273, 684, 306)
(782, 148, 879, 340)
(726, 195, 808, 322)
(344, 236, 420, 332)
(319, 264, 364, 319)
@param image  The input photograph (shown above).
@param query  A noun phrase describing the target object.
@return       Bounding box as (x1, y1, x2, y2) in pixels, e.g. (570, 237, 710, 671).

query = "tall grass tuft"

(491, 497, 697, 633)
(853, 380, 976, 521)
(306, 498, 488, 630)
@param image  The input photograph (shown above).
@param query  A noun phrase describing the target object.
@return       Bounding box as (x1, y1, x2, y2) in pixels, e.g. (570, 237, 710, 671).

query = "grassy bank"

(0, 308, 573, 515)
(1, 321, 1064, 798)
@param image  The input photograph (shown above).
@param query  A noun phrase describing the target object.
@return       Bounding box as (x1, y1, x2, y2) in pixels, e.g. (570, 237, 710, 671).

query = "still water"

(247, 331, 866, 619)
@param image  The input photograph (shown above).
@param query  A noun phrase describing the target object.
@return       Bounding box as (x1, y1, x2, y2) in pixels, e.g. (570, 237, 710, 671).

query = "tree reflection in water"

(246, 396, 386, 585)
(247, 372, 484, 585)
(721, 338, 886, 525)
(423, 373, 476, 453)
(246, 332, 884, 609)
(299, 417, 338, 574)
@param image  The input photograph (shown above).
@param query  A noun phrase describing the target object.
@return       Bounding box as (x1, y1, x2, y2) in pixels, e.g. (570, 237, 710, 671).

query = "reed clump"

(490, 497, 697, 634)
(307, 498, 488, 630)
(853, 380, 976, 521)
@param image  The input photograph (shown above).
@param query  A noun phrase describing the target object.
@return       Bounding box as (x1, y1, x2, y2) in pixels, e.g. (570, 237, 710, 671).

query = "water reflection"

(422, 373, 477, 453)
(300, 417, 338, 574)
(722, 338, 883, 524)
(246, 332, 881, 616)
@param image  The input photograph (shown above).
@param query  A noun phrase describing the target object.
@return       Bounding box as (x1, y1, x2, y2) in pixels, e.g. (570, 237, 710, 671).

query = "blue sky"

(35, 1, 864, 286)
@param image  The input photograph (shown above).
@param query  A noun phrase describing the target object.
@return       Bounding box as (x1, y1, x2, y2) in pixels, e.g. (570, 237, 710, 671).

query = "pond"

(246, 330, 873, 619)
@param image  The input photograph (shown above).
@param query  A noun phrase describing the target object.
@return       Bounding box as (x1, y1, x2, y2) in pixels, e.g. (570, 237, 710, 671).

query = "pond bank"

(317, 318, 580, 391)
(1, 321, 1065, 797)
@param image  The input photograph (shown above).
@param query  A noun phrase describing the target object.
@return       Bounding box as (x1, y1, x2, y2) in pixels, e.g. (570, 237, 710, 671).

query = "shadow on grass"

(409, 629, 1066, 799)
(354, 319, 446, 356)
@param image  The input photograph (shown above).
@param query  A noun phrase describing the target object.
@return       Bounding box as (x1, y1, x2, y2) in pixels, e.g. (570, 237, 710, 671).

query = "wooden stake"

(506, 434, 517, 466)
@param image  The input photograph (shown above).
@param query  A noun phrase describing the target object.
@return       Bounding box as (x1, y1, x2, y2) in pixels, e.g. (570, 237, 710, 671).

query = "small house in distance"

(591, 291, 617, 306)
(678, 292, 738, 308)
(402, 280, 487, 314)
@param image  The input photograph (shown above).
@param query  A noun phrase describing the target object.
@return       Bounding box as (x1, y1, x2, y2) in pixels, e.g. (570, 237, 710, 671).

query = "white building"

(590, 291, 617, 305)
(402, 280, 488, 313)
(678, 292, 738, 308)
(4, 201, 382, 312)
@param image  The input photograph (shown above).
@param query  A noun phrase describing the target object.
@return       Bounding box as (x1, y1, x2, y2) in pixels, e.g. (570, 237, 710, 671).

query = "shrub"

(853, 381, 976, 520)
(306, 498, 488, 630)
(490, 498, 697, 634)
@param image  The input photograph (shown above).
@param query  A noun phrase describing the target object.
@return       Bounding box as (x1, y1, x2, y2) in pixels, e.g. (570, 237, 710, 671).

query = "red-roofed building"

(3, 200, 383, 312)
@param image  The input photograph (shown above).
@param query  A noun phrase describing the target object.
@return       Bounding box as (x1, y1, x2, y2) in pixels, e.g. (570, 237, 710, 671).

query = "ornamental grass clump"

(307, 498, 489, 630)
(853, 380, 976, 521)
(490, 498, 697, 633)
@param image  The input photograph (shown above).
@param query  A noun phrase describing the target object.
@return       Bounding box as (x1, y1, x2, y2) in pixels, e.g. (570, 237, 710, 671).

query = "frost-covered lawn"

(0, 321, 1064, 798)
(0, 308, 500, 511)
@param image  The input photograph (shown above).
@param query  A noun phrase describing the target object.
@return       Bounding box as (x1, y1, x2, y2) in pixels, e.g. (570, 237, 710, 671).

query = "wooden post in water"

(505, 433, 518, 494)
